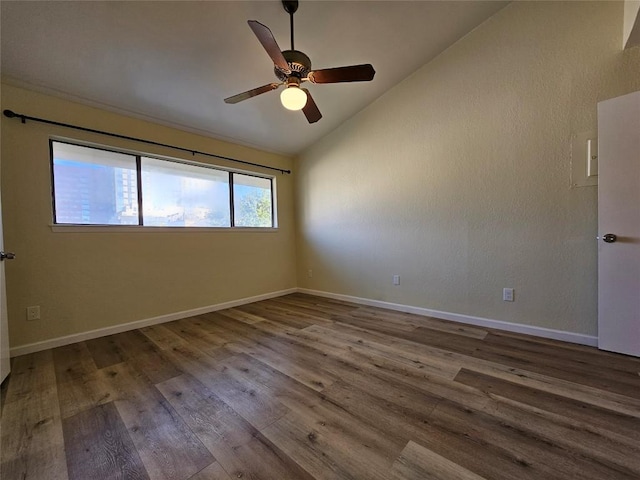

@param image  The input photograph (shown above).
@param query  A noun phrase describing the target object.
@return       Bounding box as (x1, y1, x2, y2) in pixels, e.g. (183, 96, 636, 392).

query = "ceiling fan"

(224, 0, 376, 124)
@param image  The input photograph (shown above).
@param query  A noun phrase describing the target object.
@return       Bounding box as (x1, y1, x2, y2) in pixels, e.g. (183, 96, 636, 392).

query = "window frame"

(231, 171, 276, 228)
(49, 139, 277, 230)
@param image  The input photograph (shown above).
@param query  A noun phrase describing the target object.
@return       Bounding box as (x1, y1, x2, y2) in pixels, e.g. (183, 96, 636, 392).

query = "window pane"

(52, 142, 139, 225)
(141, 157, 230, 227)
(233, 173, 273, 227)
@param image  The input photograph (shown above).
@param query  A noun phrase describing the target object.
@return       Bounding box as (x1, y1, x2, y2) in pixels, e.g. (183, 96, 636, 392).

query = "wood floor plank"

(247, 299, 336, 326)
(236, 342, 337, 392)
(86, 330, 161, 369)
(389, 441, 487, 480)
(485, 330, 640, 373)
(426, 396, 638, 480)
(156, 373, 258, 452)
(218, 353, 327, 414)
(53, 342, 112, 419)
(472, 333, 640, 398)
(211, 316, 339, 391)
(315, 378, 569, 480)
(262, 412, 380, 480)
(320, 379, 440, 445)
(320, 356, 446, 417)
(98, 361, 213, 480)
(3, 350, 58, 405)
(338, 349, 489, 411)
(188, 462, 232, 480)
(454, 368, 640, 441)
(216, 307, 265, 324)
(402, 326, 482, 355)
(219, 431, 315, 480)
(163, 317, 230, 353)
(160, 342, 290, 430)
(483, 393, 640, 477)
(335, 311, 416, 333)
(222, 352, 428, 479)
(247, 316, 299, 336)
(462, 356, 640, 418)
(266, 297, 338, 321)
(283, 293, 360, 315)
(140, 324, 189, 350)
(262, 403, 403, 480)
(236, 302, 323, 329)
(354, 306, 489, 339)
(317, 319, 640, 417)
(345, 349, 640, 476)
(125, 348, 183, 385)
(1, 351, 69, 480)
(158, 374, 314, 480)
(302, 323, 462, 380)
(223, 355, 404, 479)
(62, 402, 149, 480)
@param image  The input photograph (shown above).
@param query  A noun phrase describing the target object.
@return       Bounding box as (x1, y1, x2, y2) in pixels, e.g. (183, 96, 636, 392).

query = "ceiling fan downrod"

(282, 0, 298, 50)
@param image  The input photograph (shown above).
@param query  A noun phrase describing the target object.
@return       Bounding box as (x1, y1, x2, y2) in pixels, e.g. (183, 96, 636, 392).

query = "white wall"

(296, 1, 640, 336)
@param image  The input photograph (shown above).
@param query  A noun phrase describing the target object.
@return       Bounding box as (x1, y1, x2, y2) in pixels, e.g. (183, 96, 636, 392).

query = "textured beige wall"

(1, 84, 296, 348)
(624, 1, 640, 47)
(296, 2, 640, 336)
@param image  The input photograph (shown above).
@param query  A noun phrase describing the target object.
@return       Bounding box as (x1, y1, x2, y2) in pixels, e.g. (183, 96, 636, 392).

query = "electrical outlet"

(503, 288, 514, 302)
(393, 275, 400, 286)
(26, 306, 41, 321)
(307, 269, 313, 278)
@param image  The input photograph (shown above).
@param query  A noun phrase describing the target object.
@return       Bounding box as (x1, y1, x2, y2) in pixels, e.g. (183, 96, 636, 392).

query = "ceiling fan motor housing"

(275, 50, 311, 81)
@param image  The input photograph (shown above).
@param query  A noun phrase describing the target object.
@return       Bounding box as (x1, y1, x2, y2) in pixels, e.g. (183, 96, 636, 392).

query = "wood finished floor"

(1, 293, 640, 480)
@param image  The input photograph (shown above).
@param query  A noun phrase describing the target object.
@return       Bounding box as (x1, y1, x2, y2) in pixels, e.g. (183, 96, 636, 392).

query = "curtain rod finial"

(3, 109, 17, 118)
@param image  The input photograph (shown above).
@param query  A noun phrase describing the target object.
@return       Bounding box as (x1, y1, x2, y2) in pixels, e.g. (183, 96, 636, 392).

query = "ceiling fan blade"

(308, 64, 376, 84)
(302, 89, 322, 124)
(224, 83, 281, 104)
(248, 20, 290, 73)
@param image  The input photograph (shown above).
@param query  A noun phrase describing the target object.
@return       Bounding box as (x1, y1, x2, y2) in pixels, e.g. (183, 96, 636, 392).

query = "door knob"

(602, 234, 617, 243)
(0, 251, 16, 261)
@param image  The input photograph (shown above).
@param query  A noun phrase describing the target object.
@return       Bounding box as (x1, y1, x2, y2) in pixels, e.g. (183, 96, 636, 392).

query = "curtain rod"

(2, 109, 291, 175)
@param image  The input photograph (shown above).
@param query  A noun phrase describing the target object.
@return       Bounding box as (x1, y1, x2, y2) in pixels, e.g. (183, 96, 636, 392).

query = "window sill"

(50, 225, 279, 233)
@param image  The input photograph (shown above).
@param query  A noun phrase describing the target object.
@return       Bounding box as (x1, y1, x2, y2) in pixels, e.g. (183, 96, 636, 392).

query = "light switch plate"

(571, 131, 598, 187)
(587, 138, 598, 177)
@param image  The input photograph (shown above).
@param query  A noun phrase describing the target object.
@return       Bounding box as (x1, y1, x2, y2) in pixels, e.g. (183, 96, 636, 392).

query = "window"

(233, 173, 273, 227)
(51, 141, 275, 228)
(51, 143, 138, 225)
(141, 157, 231, 227)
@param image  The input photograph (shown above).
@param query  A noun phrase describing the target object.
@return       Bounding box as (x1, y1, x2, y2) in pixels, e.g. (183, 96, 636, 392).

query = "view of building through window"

(52, 143, 138, 225)
(51, 141, 275, 228)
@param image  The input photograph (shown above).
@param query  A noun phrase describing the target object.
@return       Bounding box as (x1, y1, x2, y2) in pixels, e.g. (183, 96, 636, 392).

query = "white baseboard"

(10, 286, 598, 357)
(298, 288, 598, 347)
(10, 288, 297, 357)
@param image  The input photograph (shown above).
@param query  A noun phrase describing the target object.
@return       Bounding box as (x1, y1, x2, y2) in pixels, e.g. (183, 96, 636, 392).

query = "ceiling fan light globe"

(280, 86, 307, 111)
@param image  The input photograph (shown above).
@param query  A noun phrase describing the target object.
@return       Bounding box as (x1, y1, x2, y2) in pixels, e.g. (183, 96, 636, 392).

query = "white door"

(0, 194, 13, 382)
(597, 90, 640, 357)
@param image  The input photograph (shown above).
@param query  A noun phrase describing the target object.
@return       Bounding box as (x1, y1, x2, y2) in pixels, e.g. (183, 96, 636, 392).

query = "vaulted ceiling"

(1, 1, 507, 155)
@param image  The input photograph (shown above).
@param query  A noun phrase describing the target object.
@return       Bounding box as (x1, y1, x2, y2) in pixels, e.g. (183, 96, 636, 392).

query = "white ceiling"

(1, 1, 507, 156)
